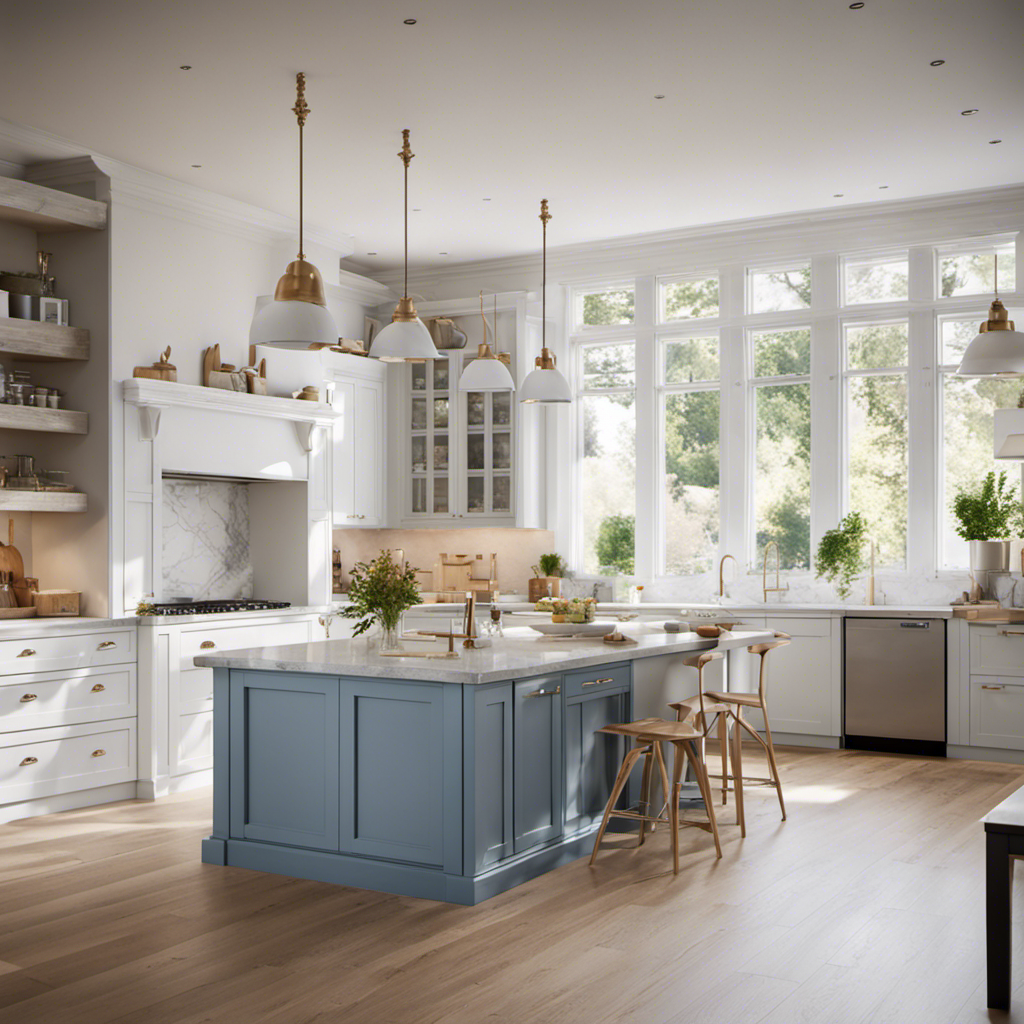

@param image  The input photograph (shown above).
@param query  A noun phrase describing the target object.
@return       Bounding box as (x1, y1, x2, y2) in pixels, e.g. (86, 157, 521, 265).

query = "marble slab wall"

(163, 479, 253, 600)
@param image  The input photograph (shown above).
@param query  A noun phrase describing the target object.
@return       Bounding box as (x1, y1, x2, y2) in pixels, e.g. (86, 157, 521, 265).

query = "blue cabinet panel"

(230, 672, 340, 851)
(465, 683, 514, 872)
(513, 675, 563, 853)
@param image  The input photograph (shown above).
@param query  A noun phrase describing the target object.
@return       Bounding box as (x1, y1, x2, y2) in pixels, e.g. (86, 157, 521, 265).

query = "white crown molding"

(0, 117, 354, 255)
(413, 291, 534, 318)
(372, 183, 1024, 293)
(325, 270, 395, 308)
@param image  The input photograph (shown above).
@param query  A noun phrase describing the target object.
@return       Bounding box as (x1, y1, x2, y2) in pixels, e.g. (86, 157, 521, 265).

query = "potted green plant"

(529, 553, 567, 602)
(951, 471, 1017, 577)
(342, 549, 422, 652)
(815, 512, 868, 600)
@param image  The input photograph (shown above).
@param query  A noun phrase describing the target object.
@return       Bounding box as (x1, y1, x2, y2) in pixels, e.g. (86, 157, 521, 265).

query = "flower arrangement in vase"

(341, 549, 421, 652)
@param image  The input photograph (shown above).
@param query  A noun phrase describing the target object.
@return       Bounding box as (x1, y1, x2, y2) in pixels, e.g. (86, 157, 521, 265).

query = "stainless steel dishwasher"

(844, 617, 946, 757)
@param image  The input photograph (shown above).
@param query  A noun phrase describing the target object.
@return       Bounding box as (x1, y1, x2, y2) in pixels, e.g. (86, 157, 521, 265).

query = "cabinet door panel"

(353, 380, 383, 525)
(513, 676, 563, 853)
(332, 381, 355, 525)
(467, 684, 513, 872)
(970, 677, 1024, 750)
(564, 689, 630, 834)
(753, 632, 832, 735)
(230, 672, 340, 850)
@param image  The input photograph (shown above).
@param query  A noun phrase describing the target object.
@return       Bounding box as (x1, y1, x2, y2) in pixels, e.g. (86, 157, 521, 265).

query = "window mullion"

(908, 308, 936, 575)
(634, 275, 657, 579)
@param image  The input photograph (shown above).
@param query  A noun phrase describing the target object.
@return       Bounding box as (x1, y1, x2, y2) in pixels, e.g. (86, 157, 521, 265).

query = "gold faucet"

(719, 554, 738, 598)
(762, 541, 790, 603)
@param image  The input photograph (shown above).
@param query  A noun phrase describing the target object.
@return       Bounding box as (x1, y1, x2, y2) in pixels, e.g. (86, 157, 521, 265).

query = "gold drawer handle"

(199, 640, 216, 650)
(19, 756, 38, 767)
(91, 749, 106, 758)
(525, 686, 561, 698)
(90, 683, 106, 693)
(19, 693, 38, 703)
(97, 641, 117, 650)
(981, 684, 1006, 690)
(582, 677, 615, 687)
(18, 648, 36, 658)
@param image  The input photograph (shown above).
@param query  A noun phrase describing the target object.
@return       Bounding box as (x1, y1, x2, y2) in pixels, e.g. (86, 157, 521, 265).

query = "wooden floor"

(1, 747, 1024, 1024)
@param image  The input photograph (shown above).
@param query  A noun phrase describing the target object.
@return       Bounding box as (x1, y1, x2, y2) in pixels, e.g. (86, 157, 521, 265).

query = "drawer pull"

(19, 693, 37, 702)
(981, 684, 1006, 690)
(525, 686, 561, 698)
(97, 641, 117, 650)
(91, 749, 106, 758)
(17, 648, 35, 658)
(199, 640, 216, 650)
(19, 756, 38, 767)
(582, 677, 615, 688)
(90, 683, 106, 693)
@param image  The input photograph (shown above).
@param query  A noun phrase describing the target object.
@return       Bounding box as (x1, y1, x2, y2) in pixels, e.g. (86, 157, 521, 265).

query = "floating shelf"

(0, 405, 88, 434)
(0, 491, 87, 512)
(0, 176, 107, 232)
(0, 318, 90, 362)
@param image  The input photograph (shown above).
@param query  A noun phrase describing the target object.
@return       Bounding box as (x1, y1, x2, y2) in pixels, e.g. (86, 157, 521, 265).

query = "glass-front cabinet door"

(462, 360, 514, 519)
(409, 359, 453, 516)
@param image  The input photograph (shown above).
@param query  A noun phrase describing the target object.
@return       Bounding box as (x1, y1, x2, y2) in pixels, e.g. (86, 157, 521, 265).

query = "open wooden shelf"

(0, 491, 87, 513)
(0, 318, 89, 362)
(0, 177, 107, 232)
(0, 405, 88, 434)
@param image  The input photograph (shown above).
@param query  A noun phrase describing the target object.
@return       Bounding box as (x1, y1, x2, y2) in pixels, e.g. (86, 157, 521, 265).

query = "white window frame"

(840, 249, 910, 307)
(656, 271, 721, 325)
(935, 237, 1017, 300)
(745, 260, 813, 316)
(571, 280, 637, 332)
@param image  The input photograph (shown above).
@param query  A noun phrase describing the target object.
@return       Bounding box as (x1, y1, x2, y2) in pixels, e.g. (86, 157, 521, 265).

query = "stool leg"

(718, 711, 729, 805)
(590, 745, 644, 866)
(685, 739, 722, 859)
(653, 740, 671, 830)
(731, 712, 745, 837)
(760, 705, 787, 821)
(638, 748, 654, 846)
(668, 741, 684, 875)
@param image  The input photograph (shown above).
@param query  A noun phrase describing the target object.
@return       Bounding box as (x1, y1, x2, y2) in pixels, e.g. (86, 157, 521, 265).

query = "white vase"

(1010, 539, 1024, 575)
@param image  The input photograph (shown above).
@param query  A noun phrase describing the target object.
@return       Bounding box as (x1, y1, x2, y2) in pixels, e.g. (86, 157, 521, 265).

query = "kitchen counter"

(136, 604, 333, 626)
(491, 602, 955, 619)
(0, 615, 136, 634)
(195, 625, 773, 684)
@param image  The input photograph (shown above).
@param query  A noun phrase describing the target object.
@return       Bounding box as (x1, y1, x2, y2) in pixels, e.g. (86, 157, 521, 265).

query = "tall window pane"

(664, 391, 719, 574)
(752, 328, 811, 377)
(664, 336, 718, 384)
(749, 264, 811, 313)
(940, 244, 1015, 297)
(583, 343, 635, 388)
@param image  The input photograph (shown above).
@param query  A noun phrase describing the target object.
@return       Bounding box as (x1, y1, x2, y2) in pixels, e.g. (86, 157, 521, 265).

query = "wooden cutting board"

(0, 519, 24, 584)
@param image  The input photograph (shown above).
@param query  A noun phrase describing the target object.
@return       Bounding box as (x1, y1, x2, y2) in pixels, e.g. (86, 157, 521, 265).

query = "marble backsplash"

(163, 478, 253, 600)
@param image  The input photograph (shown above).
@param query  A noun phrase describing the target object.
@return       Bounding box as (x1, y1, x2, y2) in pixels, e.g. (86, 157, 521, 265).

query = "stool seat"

(668, 697, 731, 721)
(598, 717, 703, 743)
(703, 689, 763, 708)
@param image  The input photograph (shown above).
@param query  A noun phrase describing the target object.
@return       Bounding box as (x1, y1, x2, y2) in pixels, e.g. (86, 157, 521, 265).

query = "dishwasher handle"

(899, 621, 931, 629)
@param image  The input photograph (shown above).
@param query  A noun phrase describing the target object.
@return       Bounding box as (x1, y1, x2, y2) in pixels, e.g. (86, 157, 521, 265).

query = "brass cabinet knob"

(19, 756, 38, 766)
(18, 648, 36, 658)
(19, 693, 38, 702)
(97, 641, 117, 650)
(199, 640, 216, 650)
(91, 749, 106, 758)
(90, 683, 106, 693)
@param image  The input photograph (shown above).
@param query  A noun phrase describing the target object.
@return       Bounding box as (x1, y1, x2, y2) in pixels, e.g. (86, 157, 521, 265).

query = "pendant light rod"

(541, 199, 550, 351)
(292, 73, 310, 260)
(399, 129, 414, 298)
(480, 290, 490, 348)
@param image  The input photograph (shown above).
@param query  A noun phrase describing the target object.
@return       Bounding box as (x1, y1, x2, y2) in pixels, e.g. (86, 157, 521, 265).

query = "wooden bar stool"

(589, 717, 722, 873)
(668, 650, 747, 834)
(678, 633, 791, 825)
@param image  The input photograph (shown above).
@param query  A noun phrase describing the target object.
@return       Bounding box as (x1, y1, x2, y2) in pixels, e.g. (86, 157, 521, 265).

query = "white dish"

(530, 621, 617, 636)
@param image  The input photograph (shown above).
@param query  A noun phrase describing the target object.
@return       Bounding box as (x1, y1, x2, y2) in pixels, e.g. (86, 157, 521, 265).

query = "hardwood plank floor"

(1, 747, 1023, 1024)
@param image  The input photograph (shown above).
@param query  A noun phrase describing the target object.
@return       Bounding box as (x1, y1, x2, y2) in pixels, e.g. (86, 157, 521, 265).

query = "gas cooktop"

(150, 599, 292, 616)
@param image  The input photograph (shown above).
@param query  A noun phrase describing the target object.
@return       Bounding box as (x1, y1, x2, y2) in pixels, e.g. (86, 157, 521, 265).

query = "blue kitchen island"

(196, 626, 772, 904)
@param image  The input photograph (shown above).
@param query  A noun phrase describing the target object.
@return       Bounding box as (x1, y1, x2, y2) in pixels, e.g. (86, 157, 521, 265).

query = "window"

(750, 328, 811, 570)
(574, 285, 634, 328)
(843, 253, 909, 305)
(939, 243, 1015, 298)
(578, 342, 636, 574)
(662, 335, 720, 574)
(748, 263, 811, 313)
(659, 274, 719, 322)
(939, 313, 1022, 568)
(843, 321, 909, 567)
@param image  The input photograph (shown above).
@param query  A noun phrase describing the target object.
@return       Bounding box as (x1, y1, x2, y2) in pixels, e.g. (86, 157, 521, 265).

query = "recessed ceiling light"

(833, 193, 844, 197)
(654, 94, 666, 99)
(413, 208, 422, 212)
(179, 65, 192, 70)
(191, 164, 202, 168)
(439, 252, 448, 255)
(483, 198, 492, 202)
(878, 185, 888, 189)
(990, 139, 1003, 144)
(403, 18, 417, 24)
(930, 59, 945, 66)
(367, 251, 377, 256)
(848, 3, 864, 9)
(961, 109, 979, 116)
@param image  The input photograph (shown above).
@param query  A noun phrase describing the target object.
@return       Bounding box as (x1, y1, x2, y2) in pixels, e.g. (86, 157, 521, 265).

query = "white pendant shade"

(458, 355, 515, 392)
(956, 327, 1024, 377)
(519, 365, 572, 403)
(996, 434, 1024, 459)
(370, 317, 440, 362)
(249, 297, 338, 346)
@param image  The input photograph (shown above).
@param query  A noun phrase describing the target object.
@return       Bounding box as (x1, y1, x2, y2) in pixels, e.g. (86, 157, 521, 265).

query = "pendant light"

(250, 73, 338, 346)
(458, 292, 515, 391)
(369, 130, 441, 362)
(519, 199, 571, 403)
(956, 254, 1024, 377)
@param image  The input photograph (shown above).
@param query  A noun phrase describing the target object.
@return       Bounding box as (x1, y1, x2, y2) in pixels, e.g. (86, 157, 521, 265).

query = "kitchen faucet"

(762, 541, 790, 603)
(718, 554, 738, 598)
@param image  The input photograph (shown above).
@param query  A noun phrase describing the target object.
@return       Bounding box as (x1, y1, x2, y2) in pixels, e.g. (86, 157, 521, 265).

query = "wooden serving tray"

(0, 606, 37, 619)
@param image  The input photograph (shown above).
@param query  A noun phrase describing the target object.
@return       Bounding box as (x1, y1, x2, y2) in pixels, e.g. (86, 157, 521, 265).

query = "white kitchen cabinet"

(969, 676, 1024, 751)
(330, 362, 386, 528)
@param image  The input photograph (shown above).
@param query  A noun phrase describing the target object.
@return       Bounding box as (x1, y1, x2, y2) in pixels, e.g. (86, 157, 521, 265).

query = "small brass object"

(18, 648, 35, 657)
(91, 749, 106, 758)
(90, 683, 106, 693)
(20, 756, 38, 766)
(200, 640, 216, 650)
(19, 693, 37, 702)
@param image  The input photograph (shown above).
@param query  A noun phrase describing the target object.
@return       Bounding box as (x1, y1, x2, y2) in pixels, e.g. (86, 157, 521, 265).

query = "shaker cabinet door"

(352, 380, 384, 526)
(466, 683, 514, 872)
(513, 675, 563, 854)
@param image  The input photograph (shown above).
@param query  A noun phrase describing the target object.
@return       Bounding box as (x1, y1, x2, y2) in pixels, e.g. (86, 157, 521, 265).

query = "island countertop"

(194, 625, 775, 685)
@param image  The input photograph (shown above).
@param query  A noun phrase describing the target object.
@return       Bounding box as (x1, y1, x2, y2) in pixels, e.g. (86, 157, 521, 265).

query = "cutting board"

(0, 519, 24, 586)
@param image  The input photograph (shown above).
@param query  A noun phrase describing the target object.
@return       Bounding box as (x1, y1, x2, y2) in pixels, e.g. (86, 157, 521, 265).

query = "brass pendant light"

(457, 291, 515, 391)
(250, 73, 338, 345)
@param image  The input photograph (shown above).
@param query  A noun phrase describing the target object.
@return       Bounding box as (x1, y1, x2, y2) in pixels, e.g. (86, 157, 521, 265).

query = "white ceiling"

(3, 0, 1023, 273)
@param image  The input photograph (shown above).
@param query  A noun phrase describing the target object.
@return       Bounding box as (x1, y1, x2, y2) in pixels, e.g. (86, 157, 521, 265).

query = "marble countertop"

(489, 602, 955, 619)
(0, 615, 137, 635)
(194, 624, 775, 685)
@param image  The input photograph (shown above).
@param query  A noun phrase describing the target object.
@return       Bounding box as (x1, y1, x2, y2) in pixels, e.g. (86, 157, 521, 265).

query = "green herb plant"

(815, 512, 868, 600)
(342, 549, 421, 636)
(532, 553, 567, 578)
(951, 471, 1018, 542)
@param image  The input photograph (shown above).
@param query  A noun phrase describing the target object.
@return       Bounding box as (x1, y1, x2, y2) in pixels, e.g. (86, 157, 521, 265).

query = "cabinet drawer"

(175, 710, 213, 775)
(970, 676, 1024, 750)
(764, 616, 831, 638)
(0, 629, 135, 675)
(563, 664, 631, 699)
(0, 720, 136, 804)
(970, 627, 1024, 677)
(180, 620, 311, 668)
(0, 665, 136, 732)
